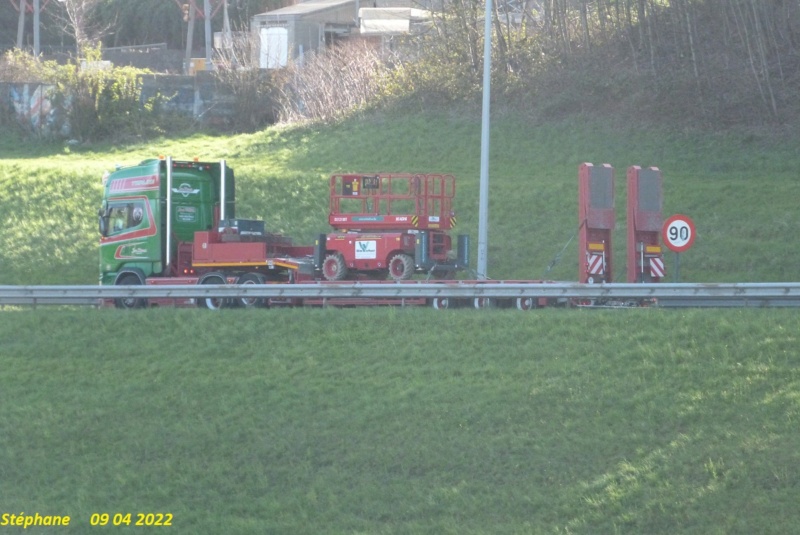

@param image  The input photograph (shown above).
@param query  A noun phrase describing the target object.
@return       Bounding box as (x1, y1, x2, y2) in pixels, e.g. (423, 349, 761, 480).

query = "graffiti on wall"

(3, 83, 70, 137)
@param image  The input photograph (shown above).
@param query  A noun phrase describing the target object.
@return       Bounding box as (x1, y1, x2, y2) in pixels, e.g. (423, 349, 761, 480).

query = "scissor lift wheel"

(388, 253, 414, 281)
(322, 253, 347, 281)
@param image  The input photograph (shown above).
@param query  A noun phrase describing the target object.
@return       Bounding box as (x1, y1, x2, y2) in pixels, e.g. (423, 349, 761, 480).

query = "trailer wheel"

(388, 253, 414, 281)
(198, 273, 228, 310)
(237, 273, 267, 308)
(516, 297, 535, 311)
(473, 297, 494, 309)
(114, 274, 146, 309)
(322, 253, 347, 281)
(432, 297, 450, 310)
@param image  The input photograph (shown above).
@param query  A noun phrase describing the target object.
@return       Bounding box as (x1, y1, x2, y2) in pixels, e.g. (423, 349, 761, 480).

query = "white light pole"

(204, 0, 213, 69)
(33, 0, 40, 56)
(17, 1, 27, 51)
(477, 0, 492, 279)
(185, 1, 196, 74)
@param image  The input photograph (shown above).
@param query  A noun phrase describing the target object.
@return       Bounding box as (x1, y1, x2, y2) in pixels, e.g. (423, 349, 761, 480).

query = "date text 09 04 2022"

(1, 513, 70, 528)
(90, 513, 173, 526)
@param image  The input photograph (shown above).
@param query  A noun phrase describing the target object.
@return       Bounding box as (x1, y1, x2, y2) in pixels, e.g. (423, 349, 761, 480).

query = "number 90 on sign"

(662, 214, 696, 253)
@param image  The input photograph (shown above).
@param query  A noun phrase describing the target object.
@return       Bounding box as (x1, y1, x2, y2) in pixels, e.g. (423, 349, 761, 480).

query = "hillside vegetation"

(4, 0, 799, 133)
(1, 112, 798, 284)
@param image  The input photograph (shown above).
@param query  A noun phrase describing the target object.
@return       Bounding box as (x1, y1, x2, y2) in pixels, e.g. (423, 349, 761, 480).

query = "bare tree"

(277, 40, 391, 124)
(54, 0, 113, 56)
(213, 26, 286, 130)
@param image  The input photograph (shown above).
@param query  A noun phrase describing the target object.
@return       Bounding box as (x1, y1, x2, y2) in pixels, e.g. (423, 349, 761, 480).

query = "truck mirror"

(98, 209, 109, 236)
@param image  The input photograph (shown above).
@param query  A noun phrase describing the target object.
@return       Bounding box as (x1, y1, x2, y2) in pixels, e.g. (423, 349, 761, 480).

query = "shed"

(251, 0, 359, 69)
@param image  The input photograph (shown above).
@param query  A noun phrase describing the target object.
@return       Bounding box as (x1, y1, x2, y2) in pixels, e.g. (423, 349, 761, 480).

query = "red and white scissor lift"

(627, 166, 666, 283)
(314, 173, 469, 281)
(578, 163, 615, 285)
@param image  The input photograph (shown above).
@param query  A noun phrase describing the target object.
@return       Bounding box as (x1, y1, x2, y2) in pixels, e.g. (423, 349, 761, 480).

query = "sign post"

(662, 214, 696, 282)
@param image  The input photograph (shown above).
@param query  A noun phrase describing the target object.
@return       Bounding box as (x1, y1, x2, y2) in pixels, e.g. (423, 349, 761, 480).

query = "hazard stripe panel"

(650, 257, 665, 278)
(587, 254, 604, 275)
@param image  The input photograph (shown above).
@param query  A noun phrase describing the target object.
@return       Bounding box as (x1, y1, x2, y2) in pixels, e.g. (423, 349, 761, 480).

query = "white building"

(251, 0, 430, 69)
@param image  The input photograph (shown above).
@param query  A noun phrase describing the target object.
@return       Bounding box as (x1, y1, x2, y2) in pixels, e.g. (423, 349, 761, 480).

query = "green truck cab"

(98, 157, 235, 287)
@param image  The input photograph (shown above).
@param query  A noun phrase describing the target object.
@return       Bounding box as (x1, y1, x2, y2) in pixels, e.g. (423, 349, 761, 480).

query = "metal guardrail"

(2, 282, 800, 307)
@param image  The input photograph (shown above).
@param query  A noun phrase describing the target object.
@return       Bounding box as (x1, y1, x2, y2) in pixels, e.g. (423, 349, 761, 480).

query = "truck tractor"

(98, 157, 314, 309)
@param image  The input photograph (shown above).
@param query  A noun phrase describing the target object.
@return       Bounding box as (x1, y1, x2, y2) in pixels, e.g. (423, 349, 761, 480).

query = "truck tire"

(237, 273, 267, 308)
(114, 274, 146, 309)
(388, 253, 414, 281)
(516, 297, 535, 311)
(322, 254, 347, 281)
(198, 273, 228, 310)
(473, 297, 494, 309)
(431, 297, 450, 310)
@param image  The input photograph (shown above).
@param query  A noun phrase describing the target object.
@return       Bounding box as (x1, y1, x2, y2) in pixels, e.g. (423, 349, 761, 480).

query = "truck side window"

(108, 202, 144, 235)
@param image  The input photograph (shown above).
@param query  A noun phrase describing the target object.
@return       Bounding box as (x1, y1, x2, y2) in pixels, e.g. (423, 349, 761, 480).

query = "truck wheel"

(237, 273, 267, 308)
(198, 273, 228, 310)
(114, 274, 146, 309)
(388, 253, 414, 281)
(322, 254, 347, 281)
(516, 297, 535, 311)
(473, 297, 494, 309)
(431, 297, 450, 310)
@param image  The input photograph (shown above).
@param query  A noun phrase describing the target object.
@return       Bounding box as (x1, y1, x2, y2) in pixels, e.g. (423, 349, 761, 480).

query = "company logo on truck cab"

(114, 242, 149, 260)
(173, 183, 201, 197)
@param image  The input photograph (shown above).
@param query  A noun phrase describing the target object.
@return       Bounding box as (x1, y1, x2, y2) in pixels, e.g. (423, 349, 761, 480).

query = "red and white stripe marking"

(587, 254, 605, 275)
(650, 257, 665, 278)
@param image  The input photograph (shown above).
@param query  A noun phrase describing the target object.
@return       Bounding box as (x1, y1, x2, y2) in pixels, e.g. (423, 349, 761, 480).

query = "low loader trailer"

(98, 157, 472, 309)
(98, 157, 660, 310)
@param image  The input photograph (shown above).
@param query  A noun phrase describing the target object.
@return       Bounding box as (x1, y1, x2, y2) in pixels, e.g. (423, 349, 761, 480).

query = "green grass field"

(2, 308, 799, 534)
(2, 113, 800, 533)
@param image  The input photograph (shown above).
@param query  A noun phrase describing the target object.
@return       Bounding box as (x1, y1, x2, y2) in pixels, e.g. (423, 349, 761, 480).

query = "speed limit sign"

(662, 214, 696, 253)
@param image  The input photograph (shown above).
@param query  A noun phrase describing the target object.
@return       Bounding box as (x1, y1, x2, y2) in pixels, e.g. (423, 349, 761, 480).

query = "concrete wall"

(2, 74, 239, 138)
(140, 72, 235, 126)
(103, 45, 185, 74)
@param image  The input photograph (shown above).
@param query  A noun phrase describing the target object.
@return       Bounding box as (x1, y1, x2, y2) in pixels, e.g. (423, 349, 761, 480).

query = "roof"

(359, 7, 431, 34)
(254, 0, 356, 20)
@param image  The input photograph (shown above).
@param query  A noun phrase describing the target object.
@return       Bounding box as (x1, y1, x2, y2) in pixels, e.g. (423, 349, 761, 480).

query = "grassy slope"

(1, 308, 799, 534)
(1, 113, 799, 284)
(2, 114, 800, 533)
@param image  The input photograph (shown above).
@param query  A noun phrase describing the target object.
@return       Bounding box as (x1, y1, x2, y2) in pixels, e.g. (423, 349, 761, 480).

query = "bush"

(213, 31, 286, 132)
(0, 47, 179, 143)
(276, 40, 392, 124)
